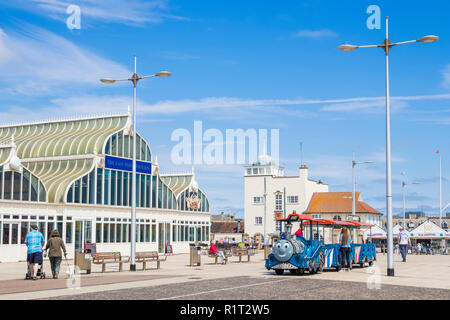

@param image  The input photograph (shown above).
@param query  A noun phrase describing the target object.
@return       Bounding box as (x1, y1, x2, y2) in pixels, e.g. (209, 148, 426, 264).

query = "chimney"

(299, 164, 308, 181)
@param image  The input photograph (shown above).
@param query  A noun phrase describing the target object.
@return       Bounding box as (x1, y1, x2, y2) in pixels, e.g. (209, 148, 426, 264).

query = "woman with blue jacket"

(339, 227, 353, 272)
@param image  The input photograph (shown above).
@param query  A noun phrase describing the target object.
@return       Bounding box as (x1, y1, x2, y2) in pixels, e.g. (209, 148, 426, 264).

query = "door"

(158, 222, 171, 254)
(74, 219, 93, 253)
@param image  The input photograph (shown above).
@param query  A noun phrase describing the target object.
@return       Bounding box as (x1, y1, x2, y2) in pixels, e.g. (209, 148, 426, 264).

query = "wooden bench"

(208, 250, 232, 264)
(92, 252, 126, 273)
(133, 251, 167, 270)
(231, 248, 256, 262)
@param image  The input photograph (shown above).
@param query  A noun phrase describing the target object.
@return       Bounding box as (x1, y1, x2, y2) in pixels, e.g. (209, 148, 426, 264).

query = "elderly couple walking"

(25, 225, 67, 280)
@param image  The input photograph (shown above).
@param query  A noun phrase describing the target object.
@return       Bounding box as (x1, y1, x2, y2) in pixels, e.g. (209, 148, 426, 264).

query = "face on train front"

(273, 239, 294, 262)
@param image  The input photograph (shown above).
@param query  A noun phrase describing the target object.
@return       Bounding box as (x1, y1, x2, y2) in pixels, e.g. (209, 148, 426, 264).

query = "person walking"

(339, 227, 353, 272)
(44, 230, 67, 279)
(397, 227, 411, 262)
(24, 225, 45, 280)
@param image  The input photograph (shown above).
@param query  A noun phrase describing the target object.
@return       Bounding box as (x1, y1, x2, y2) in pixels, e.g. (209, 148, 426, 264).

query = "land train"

(265, 212, 376, 275)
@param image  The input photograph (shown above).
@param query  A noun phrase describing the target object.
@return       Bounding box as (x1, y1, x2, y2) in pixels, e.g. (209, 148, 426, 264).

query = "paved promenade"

(0, 252, 448, 300)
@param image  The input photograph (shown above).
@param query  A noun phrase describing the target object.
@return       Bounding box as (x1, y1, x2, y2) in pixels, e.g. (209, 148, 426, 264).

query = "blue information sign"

(105, 155, 152, 175)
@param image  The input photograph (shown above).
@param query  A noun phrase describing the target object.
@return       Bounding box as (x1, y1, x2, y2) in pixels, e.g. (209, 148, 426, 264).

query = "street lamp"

(352, 152, 373, 241)
(100, 55, 171, 271)
(339, 17, 438, 277)
(401, 172, 420, 229)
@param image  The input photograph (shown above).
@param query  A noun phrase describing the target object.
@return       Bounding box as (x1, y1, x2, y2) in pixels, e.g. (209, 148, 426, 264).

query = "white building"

(0, 113, 211, 262)
(244, 153, 328, 239)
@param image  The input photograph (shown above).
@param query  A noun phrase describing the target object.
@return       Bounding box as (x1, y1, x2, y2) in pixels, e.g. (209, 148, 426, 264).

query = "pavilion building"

(0, 113, 211, 262)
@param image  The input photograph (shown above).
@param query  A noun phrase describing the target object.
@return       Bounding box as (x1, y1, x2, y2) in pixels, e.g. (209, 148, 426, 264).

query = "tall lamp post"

(401, 172, 420, 228)
(100, 55, 171, 271)
(339, 17, 438, 276)
(352, 152, 373, 241)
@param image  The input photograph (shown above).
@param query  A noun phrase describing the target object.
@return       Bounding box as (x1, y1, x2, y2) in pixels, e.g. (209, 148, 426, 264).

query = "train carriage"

(266, 211, 377, 275)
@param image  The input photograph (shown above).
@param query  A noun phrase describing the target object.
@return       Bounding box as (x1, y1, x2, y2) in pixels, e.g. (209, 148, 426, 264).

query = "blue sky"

(0, 0, 449, 218)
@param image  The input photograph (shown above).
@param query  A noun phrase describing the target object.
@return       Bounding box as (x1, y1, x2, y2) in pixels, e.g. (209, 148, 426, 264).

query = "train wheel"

(275, 269, 284, 275)
(289, 269, 297, 274)
(298, 269, 305, 275)
(369, 261, 373, 266)
(335, 266, 341, 272)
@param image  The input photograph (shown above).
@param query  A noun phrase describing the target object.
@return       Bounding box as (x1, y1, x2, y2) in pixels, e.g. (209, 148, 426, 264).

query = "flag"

(436, 150, 440, 154)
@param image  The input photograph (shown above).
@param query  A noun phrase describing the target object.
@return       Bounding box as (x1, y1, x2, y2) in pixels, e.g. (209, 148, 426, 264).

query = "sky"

(0, 0, 449, 218)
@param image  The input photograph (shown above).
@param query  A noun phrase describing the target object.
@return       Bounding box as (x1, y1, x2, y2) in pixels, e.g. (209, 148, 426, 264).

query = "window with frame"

(287, 195, 298, 204)
(275, 194, 283, 211)
(255, 217, 263, 225)
(253, 196, 263, 204)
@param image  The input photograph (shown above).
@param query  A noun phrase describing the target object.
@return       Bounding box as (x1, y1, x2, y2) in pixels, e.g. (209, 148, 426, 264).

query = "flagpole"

(440, 151, 442, 228)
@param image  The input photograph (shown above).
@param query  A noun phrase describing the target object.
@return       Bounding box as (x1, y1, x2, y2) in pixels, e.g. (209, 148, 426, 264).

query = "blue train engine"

(266, 213, 326, 275)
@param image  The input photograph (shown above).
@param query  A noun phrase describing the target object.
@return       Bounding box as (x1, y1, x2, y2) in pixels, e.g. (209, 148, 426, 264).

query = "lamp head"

(417, 35, 439, 43)
(156, 71, 172, 77)
(338, 44, 358, 51)
(100, 78, 116, 84)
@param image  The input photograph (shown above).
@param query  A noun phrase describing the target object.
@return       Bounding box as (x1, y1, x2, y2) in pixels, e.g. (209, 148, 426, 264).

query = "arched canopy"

(0, 114, 129, 203)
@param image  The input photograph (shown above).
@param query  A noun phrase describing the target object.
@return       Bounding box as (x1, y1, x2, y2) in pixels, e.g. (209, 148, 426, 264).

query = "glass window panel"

(123, 172, 129, 207)
(22, 170, 30, 201)
(140, 137, 146, 161)
(145, 224, 150, 242)
(158, 178, 162, 208)
(110, 223, 116, 242)
(11, 223, 18, 244)
(31, 175, 38, 202)
(2, 223, 9, 244)
(140, 174, 145, 208)
(13, 172, 21, 200)
(124, 135, 129, 158)
(96, 223, 102, 243)
(20, 221, 29, 244)
(81, 175, 88, 204)
(96, 169, 102, 205)
(66, 222, 73, 243)
(117, 171, 122, 206)
(57, 222, 63, 238)
(152, 176, 156, 208)
(4, 171, 12, 200)
(118, 131, 123, 157)
(67, 184, 73, 203)
(89, 170, 95, 204)
(103, 223, 109, 243)
(39, 222, 46, 241)
(74, 179, 80, 203)
(136, 135, 141, 160)
(105, 139, 110, 155)
(173, 225, 177, 242)
(47, 222, 54, 240)
(0, 166, 3, 199)
(122, 224, 127, 242)
(162, 185, 167, 209)
(135, 174, 140, 207)
(104, 170, 110, 205)
(39, 181, 46, 202)
(111, 134, 117, 156)
(151, 224, 156, 242)
(146, 175, 150, 208)
(116, 224, 122, 243)
(111, 170, 116, 206)
(140, 224, 145, 242)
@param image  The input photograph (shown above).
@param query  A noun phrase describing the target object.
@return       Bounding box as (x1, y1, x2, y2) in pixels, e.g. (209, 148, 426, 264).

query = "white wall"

(244, 167, 328, 238)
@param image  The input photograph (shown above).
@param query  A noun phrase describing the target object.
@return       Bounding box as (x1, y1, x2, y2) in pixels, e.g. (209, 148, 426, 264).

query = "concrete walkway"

(0, 251, 448, 299)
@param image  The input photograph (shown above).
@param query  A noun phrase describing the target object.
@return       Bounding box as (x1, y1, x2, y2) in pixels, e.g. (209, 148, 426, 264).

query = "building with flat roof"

(0, 113, 211, 262)
(244, 152, 328, 239)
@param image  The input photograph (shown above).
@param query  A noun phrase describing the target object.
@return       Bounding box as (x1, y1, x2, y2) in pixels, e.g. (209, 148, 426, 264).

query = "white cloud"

(8, 0, 187, 26)
(293, 29, 337, 39)
(321, 100, 408, 113)
(0, 25, 129, 96)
